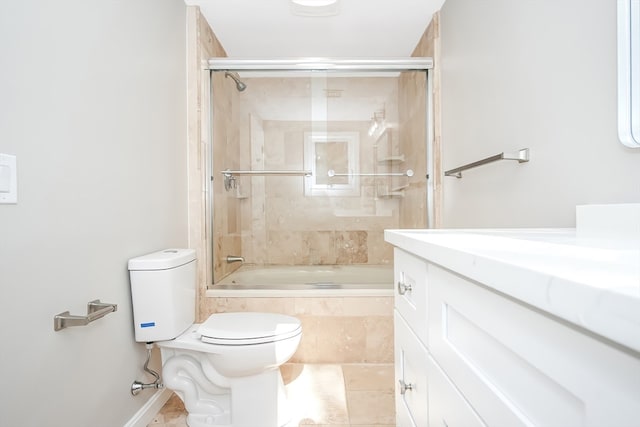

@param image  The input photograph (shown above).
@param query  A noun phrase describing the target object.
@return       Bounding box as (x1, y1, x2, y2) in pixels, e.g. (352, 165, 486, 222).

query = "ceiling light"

(292, 0, 338, 6)
(290, 0, 340, 17)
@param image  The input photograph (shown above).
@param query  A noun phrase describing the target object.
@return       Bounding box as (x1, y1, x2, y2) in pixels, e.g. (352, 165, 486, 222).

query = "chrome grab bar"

(444, 148, 529, 178)
(54, 299, 117, 331)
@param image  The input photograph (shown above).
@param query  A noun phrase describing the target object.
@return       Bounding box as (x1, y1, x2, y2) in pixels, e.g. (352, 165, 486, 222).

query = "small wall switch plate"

(0, 153, 17, 204)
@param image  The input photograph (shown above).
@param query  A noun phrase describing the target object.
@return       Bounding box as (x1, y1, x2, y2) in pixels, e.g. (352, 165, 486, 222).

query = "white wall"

(0, 1, 187, 426)
(440, 0, 640, 228)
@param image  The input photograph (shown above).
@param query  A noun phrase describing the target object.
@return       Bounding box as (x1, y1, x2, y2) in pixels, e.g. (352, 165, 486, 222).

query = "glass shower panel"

(210, 69, 427, 283)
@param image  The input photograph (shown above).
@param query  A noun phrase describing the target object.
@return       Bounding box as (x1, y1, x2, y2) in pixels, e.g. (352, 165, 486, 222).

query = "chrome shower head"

(224, 71, 247, 92)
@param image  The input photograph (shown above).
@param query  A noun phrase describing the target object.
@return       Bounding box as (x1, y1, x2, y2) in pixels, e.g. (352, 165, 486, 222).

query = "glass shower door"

(208, 60, 430, 284)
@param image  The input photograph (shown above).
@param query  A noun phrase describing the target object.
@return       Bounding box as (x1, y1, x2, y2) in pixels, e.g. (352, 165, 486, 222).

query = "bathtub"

(203, 264, 395, 362)
(206, 264, 394, 297)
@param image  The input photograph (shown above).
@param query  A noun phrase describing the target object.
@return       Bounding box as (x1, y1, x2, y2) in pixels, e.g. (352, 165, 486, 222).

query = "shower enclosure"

(206, 58, 433, 284)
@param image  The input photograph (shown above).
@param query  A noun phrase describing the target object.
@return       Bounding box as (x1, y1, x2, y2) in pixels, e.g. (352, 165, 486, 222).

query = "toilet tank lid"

(128, 249, 196, 271)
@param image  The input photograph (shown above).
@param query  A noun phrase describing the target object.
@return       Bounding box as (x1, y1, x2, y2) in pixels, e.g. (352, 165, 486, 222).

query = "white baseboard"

(123, 388, 172, 427)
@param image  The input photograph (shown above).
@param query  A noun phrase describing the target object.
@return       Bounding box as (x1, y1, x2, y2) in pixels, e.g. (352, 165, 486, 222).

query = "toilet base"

(229, 369, 292, 427)
(162, 353, 231, 426)
(161, 351, 292, 427)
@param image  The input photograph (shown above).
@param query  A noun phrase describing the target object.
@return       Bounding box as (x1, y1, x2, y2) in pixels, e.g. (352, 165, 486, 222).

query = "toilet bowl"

(128, 249, 302, 427)
(158, 313, 302, 427)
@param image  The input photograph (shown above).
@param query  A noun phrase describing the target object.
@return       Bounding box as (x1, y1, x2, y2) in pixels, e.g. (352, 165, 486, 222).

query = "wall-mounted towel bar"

(54, 300, 117, 331)
(327, 169, 414, 177)
(444, 148, 529, 178)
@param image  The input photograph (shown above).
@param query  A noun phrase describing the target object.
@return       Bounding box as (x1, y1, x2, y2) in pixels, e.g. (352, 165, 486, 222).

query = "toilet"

(128, 249, 302, 427)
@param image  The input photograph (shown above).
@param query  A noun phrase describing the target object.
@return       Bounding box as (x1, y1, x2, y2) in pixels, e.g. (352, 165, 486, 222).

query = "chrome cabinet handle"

(397, 280, 412, 295)
(399, 379, 414, 395)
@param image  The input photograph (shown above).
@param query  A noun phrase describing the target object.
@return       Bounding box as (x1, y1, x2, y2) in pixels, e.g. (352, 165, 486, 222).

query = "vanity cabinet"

(391, 245, 640, 427)
(394, 311, 429, 427)
(394, 249, 428, 343)
(393, 249, 429, 426)
(426, 354, 484, 427)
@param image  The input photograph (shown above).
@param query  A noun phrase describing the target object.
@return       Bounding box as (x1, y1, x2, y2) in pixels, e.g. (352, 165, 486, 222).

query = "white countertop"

(385, 228, 640, 353)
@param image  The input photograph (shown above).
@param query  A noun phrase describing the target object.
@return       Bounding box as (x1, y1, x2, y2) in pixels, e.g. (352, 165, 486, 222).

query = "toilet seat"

(198, 312, 302, 346)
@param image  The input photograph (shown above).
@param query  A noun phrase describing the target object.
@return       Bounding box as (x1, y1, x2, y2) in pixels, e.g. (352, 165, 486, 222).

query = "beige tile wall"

(200, 296, 394, 364)
(186, 6, 230, 314)
(197, 31, 439, 281)
(228, 74, 420, 270)
(404, 13, 441, 228)
(233, 99, 403, 268)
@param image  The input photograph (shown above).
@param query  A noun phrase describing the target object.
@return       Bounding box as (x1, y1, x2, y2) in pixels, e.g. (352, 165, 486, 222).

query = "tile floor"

(147, 363, 395, 427)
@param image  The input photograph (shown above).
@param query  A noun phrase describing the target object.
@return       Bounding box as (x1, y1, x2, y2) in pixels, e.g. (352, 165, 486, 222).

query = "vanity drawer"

(428, 264, 640, 427)
(427, 355, 485, 427)
(394, 310, 428, 427)
(394, 248, 428, 344)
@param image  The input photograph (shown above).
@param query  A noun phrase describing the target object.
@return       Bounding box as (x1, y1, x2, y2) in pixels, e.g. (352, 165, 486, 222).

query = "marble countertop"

(385, 228, 640, 353)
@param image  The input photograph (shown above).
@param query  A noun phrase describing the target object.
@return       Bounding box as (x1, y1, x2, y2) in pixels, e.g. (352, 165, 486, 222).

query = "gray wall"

(0, 1, 187, 426)
(440, 0, 640, 228)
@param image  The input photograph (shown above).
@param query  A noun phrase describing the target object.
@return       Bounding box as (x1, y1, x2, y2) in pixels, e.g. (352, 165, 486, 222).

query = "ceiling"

(184, 0, 445, 58)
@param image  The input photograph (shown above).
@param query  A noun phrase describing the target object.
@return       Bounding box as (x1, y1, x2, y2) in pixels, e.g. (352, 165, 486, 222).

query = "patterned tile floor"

(147, 363, 395, 427)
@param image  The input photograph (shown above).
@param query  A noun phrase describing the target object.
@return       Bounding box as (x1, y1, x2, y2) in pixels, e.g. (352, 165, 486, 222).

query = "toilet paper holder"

(54, 299, 118, 331)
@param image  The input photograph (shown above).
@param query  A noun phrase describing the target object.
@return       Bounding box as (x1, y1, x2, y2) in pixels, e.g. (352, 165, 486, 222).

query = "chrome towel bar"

(444, 148, 529, 178)
(54, 299, 117, 331)
(221, 169, 312, 177)
(221, 170, 312, 191)
(328, 169, 414, 177)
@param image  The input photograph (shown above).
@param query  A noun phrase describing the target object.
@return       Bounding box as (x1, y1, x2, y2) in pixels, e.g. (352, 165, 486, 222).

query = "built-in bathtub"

(202, 264, 395, 364)
(206, 264, 394, 297)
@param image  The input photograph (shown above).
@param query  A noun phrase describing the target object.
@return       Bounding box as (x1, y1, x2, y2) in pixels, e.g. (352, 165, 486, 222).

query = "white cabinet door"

(428, 355, 486, 427)
(428, 264, 640, 427)
(394, 310, 429, 427)
(394, 248, 428, 344)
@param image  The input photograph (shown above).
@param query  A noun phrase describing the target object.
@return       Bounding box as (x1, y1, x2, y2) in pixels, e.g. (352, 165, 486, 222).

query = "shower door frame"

(205, 58, 435, 284)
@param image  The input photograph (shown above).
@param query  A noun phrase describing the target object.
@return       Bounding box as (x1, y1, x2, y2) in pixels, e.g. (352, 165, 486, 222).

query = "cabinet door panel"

(428, 264, 640, 427)
(394, 310, 428, 427)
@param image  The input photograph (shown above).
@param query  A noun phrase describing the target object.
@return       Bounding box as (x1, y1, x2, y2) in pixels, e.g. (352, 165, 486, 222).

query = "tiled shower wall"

(211, 64, 433, 277)
(211, 77, 244, 281)
(191, 5, 438, 286)
(193, 11, 406, 283)
(191, 6, 437, 276)
(398, 70, 428, 229)
(186, 7, 234, 290)
(406, 12, 441, 228)
(226, 77, 413, 269)
(239, 118, 401, 266)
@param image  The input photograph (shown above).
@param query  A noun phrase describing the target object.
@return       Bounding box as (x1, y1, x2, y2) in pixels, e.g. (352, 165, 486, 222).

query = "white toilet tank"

(128, 249, 196, 343)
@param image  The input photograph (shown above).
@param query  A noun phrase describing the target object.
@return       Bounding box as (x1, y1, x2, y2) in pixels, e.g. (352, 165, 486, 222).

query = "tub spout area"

(226, 255, 245, 264)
